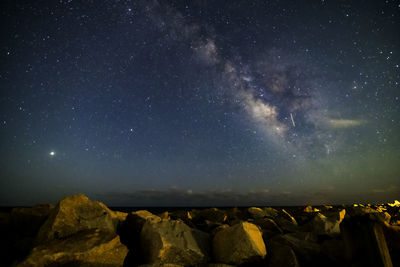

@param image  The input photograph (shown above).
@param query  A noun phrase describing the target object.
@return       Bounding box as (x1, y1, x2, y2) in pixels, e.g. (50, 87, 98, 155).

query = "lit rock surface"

(36, 194, 120, 244)
(18, 229, 127, 266)
(310, 209, 346, 235)
(140, 219, 210, 265)
(212, 221, 266, 265)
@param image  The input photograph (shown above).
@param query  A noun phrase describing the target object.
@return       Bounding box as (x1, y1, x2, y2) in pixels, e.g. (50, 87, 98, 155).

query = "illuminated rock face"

(212, 221, 267, 265)
(18, 229, 128, 266)
(19, 194, 128, 266)
(311, 209, 346, 236)
(140, 219, 210, 265)
(5, 195, 400, 266)
(36, 194, 123, 244)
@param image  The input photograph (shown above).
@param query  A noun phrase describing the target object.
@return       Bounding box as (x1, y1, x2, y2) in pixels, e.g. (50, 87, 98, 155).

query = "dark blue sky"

(1, 0, 399, 206)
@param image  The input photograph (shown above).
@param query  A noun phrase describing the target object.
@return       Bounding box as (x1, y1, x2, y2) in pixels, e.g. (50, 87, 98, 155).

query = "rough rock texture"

(272, 232, 322, 265)
(18, 229, 128, 266)
(6, 197, 399, 266)
(140, 219, 210, 265)
(310, 209, 346, 236)
(248, 207, 266, 219)
(192, 208, 227, 224)
(120, 210, 163, 265)
(17, 194, 129, 266)
(262, 207, 279, 218)
(274, 209, 298, 233)
(213, 221, 266, 265)
(36, 194, 121, 244)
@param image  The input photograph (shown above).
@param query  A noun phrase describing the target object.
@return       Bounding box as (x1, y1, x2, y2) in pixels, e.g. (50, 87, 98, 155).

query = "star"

(49, 151, 55, 156)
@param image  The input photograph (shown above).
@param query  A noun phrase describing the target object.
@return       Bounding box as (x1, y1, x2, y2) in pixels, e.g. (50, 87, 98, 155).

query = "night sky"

(1, 0, 399, 206)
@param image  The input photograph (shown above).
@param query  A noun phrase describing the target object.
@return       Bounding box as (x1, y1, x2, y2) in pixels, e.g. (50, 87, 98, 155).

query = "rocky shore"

(0, 194, 399, 266)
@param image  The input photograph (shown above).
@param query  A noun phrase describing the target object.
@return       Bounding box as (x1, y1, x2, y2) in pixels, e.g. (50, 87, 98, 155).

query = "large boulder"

(212, 221, 266, 265)
(120, 209, 162, 264)
(271, 232, 322, 265)
(262, 207, 279, 218)
(140, 219, 210, 265)
(274, 209, 298, 233)
(18, 229, 128, 266)
(18, 194, 129, 266)
(248, 207, 266, 219)
(192, 208, 227, 224)
(309, 209, 346, 236)
(267, 241, 300, 267)
(36, 194, 119, 244)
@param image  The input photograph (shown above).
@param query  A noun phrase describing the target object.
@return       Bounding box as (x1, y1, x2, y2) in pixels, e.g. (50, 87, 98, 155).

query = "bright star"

(49, 151, 55, 156)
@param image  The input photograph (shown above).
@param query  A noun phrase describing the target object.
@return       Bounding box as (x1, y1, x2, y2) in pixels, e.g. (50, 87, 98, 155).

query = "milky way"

(0, 0, 399, 206)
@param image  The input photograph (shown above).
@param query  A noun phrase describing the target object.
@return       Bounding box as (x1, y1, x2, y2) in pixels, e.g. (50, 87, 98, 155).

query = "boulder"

(248, 207, 266, 219)
(303, 206, 320, 213)
(36, 194, 119, 244)
(383, 223, 400, 266)
(341, 216, 393, 267)
(18, 229, 128, 266)
(192, 208, 227, 224)
(274, 209, 298, 233)
(262, 207, 279, 218)
(271, 232, 321, 265)
(140, 219, 210, 265)
(309, 209, 346, 236)
(267, 241, 300, 267)
(119, 210, 161, 251)
(212, 221, 266, 265)
(348, 206, 391, 223)
(125, 210, 161, 232)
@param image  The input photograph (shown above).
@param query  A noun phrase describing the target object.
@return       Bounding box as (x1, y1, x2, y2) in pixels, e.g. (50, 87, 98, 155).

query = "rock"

(212, 221, 266, 265)
(18, 229, 128, 266)
(349, 206, 391, 223)
(383, 223, 400, 266)
(192, 208, 227, 224)
(309, 209, 346, 236)
(262, 207, 279, 218)
(274, 209, 298, 233)
(267, 241, 300, 267)
(10, 204, 54, 236)
(158, 211, 171, 220)
(341, 215, 393, 267)
(388, 200, 400, 207)
(271, 232, 321, 265)
(303, 206, 320, 213)
(248, 207, 266, 219)
(111, 210, 128, 222)
(125, 210, 162, 231)
(140, 219, 210, 265)
(253, 217, 282, 233)
(36, 194, 119, 244)
(119, 210, 162, 265)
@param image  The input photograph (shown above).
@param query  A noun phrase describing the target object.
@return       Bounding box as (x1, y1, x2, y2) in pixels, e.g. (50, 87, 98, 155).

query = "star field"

(0, 0, 399, 206)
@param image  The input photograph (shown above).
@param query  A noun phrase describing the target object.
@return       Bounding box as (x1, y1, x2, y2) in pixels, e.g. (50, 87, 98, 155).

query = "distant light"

(49, 151, 55, 156)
